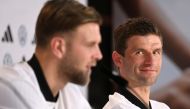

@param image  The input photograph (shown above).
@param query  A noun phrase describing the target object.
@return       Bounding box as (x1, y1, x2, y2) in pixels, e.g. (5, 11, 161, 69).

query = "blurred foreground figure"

(0, 0, 102, 109)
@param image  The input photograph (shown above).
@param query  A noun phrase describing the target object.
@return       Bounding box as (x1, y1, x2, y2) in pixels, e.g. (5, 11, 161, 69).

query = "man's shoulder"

(0, 62, 35, 81)
(0, 62, 47, 109)
(0, 80, 48, 109)
(103, 92, 140, 109)
(61, 83, 92, 109)
(0, 62, 41, 97)
(150, 100, 170, 109)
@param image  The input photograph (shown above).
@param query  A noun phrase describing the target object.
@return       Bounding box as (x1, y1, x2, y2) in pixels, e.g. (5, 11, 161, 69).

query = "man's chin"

(76, 78, 90, 86)
(72, 74, 90, 86)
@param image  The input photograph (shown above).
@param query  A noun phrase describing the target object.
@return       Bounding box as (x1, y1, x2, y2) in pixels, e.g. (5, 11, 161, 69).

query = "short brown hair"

(113, 17, 162, 56)
(35, 0, 102, 47)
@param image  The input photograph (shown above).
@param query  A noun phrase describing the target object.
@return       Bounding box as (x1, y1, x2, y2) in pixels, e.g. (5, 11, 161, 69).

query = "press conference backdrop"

(0, 0, 46, 66)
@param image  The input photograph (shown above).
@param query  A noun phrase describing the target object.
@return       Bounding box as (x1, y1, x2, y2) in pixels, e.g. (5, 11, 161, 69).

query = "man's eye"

(135, 51, 143, 55)
(85, 42, 94, 48)
(153, 51, 161, 55)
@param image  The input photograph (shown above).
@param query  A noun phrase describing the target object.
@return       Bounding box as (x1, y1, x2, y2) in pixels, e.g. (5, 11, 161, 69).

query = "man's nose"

(144, 53, 154, 65)
(94, 46, 103, 61)
(97, 47, 103, 60)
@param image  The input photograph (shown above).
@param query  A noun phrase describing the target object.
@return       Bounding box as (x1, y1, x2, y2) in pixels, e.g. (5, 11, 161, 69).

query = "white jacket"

(0, 62, 91, 109)
(103, 92, 170, 109)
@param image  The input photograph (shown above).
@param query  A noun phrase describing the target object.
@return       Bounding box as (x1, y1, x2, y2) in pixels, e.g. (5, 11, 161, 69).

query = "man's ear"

(112, 51, 123, 67)
(50, 37, 66, 59)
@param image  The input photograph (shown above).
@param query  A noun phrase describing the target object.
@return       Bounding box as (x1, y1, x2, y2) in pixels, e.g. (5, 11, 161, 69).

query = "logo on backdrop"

(1, 25, 13, 43)
(1, 24, 34, 66)
(18, 25, 27, 47)
(22, 56, 26, 62)
(3, 53, 13, 66)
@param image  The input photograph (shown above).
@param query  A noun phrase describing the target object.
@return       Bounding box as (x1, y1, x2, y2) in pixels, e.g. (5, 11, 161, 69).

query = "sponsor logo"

(22, 56, 26, 62)
(3, 53, 13, 66)
(18, 25, 27, 47)
(1, 25, 13, 43)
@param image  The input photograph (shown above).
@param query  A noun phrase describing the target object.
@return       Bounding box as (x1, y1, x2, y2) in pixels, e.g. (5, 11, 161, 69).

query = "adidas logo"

(1, 25, 13, 43)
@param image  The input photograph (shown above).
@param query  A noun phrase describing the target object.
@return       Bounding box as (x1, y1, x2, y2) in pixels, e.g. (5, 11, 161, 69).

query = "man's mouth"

(140, 69, 155, 71)
(140, 68, 157, 72)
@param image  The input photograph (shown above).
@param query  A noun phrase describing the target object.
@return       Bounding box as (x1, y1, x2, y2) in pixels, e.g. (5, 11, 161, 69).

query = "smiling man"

(103, 18, 170, 109)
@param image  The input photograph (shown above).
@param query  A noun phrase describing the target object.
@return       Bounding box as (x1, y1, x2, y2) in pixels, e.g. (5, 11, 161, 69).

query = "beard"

(68, 70, 90, 85)
(58, 52, 90, 86)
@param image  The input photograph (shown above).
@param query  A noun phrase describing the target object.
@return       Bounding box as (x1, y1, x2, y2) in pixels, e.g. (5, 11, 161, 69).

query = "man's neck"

(127, 86, 150, 108)
(35, 50, 67, 97)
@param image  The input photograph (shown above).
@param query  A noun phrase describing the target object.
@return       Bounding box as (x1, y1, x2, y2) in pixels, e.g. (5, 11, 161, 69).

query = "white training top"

(103, 92, 170, 109)
(0, 62, 91, 109)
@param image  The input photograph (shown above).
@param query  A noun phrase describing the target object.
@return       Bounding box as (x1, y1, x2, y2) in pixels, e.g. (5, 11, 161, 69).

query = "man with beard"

(0, 0, 102, 109)
(103, 18, 170, 109)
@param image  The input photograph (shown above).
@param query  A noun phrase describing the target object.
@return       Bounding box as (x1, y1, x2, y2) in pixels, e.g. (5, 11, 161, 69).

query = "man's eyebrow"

(132, 48, 146, 52)
(154, 48, 163, 51)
